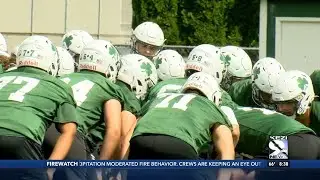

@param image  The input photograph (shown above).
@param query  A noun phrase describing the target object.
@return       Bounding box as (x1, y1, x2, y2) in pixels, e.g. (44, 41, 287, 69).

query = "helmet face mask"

(252, 83, 276, 110)
(251, 57, 285, 109)
(221, 72, 247, 91)
(130, 22, 165, 59)
(274, 99, 298, 117)
(132, 38, 162, 58)
(117, 54, 158, 101)
(272, 70, 315, 116)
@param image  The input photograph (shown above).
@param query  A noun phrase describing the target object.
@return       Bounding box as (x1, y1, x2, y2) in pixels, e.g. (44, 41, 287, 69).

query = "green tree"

(132, 0, 259, 47)
(132, 0, 181, 44)
(178, 0, 242, 46)
(227, 0, 260, 47)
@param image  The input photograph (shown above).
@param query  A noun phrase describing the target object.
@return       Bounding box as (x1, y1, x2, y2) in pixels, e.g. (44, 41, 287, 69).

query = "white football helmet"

(62, 30, 94, 56)
(117, 54, 158, 100)
(153, 49, 185, 81)
(17, 35, 59, 76)
(220, 46, 252, 89)
(56, 47, 75, 76)
(251, 57, 285, 109)
(131, 22, 165, 58)
(272, 70, 315, 115)
(0, 33, 7, 53)
(182, 72, 222, 105)
(79, 40, 120, 82)
(186, 44, 225, 84)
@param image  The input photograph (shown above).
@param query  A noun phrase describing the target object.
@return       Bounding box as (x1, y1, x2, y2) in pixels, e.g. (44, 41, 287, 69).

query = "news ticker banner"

(0, 160, 319, 169)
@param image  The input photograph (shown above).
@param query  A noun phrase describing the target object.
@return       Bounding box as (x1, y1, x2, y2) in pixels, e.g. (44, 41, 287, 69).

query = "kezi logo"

(268, 136, 288, 159)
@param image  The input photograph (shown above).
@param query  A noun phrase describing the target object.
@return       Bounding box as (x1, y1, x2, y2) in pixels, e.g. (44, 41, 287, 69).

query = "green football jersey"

(310, 70, 320, 96)
(0, 67, 77, 144)
(115, 80, 142, 115)
(141, 78, 187, 116)
(0, 64, 3, 74)
(133, 93, 232, 154)
(220, 89, 238, 110)
(235, 107, 315, 156)
(228, 79, 255, 107)
(310, 101, 320, 136)
(60, 70, 141, 144)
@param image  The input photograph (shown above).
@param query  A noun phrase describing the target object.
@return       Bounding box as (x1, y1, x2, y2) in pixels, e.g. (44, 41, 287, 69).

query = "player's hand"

(47, 168, 55, 180)
(217, 168, 251, 180)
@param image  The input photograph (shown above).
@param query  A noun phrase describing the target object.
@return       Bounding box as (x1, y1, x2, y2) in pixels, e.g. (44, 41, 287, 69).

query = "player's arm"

(211, 123, 235, 160)
(220, 106, 240, 147)
(50, 103, 77, 160)
(120, 110, 137, 159)
(100, 99, 122, 160)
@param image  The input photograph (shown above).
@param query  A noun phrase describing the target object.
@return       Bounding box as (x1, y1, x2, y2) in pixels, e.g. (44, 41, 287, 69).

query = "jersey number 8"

(0, 76, 40, 102)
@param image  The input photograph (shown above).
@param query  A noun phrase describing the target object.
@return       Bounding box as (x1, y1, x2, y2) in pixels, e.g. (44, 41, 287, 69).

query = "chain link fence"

(115, 45, 259, 65)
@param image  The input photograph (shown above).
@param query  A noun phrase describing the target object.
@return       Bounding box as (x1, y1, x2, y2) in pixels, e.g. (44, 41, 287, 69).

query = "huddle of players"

(0, 21, 320, 180)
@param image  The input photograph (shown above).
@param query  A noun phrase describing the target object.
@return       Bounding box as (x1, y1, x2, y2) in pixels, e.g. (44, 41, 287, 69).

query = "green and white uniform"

(309, 101, 320, 136)
(141, 78, 186, 116)
(0, 64, 3, 74)
(133, 93, 232, 154)
(228, 79, 255, 107)
(235, 107, 315, 156)
(310, 70, 320, 96)
(60, 70, 141, 145)
(0, 67, 77, 145)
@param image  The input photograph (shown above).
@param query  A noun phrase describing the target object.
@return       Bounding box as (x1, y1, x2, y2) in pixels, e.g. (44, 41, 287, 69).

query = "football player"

(220, 45, 252, 91)
(128, 72, 234, 179)
(131, 22, 165, 59)
(115, 54, 158, 159)
(0, 36, 77, 179)
(140, 49, 186, 113)
(61, 30, 94, 71)
(310, 70, 320, 98)
(228, 57, 285, 109)
(56, 47, 75, 77)
(272, 70, 320, 136)
(52, 40, 125, 180)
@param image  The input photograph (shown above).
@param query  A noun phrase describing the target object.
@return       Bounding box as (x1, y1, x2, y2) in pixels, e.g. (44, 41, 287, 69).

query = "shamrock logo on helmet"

(63, 35, 73, 48)
(221, 54, 231, 66)
(140, 62, 152, 76)
(297, 77, 308, 91)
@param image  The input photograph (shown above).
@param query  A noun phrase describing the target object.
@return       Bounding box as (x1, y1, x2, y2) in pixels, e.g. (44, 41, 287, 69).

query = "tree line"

(132, 0, 260, 47)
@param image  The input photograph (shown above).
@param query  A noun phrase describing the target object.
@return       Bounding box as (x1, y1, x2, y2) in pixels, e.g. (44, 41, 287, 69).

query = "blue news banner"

(0, 160, 319, 169)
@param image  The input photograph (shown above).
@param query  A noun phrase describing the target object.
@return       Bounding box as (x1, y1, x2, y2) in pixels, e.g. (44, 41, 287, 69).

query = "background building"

(259, 0, 320, 74)
(0, 0, 133, 53)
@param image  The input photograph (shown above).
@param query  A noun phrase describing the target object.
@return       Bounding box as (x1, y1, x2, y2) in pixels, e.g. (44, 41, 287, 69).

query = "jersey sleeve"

(115, 81, 142, 115)
(228, 79, 253, 106)
(55, 103, 77, 124)
(310, 101, 320, 136)
(52, 78, 78, 124)
(220, 106, 238, 126)
(0, 64, 3, 74)
(220, 90, 238, 110)
(310, 70, 320, 96)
